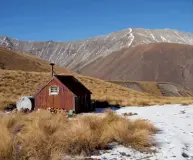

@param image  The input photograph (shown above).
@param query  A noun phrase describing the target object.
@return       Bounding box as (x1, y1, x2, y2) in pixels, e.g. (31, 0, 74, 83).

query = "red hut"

(34, 75, 93, 113)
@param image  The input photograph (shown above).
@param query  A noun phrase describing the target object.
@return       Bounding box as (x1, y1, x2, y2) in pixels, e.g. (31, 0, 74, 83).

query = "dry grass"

(0, 123, 13, 159)
(0, 110, 158, 159)
(108, 80, 162, 96)
(0, 69, 193, 110)
(75, 75, 193, 106)
(0, 47, 68, 73)
(108, 80, 193, 97)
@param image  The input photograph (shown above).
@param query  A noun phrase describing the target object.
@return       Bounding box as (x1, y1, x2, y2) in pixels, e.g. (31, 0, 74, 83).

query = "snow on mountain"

(0, 28, 193, 70)
(92, 104, 193, 160)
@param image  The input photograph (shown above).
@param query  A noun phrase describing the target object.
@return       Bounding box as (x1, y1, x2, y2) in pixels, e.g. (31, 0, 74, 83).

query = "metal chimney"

(50, 63, 55, 77)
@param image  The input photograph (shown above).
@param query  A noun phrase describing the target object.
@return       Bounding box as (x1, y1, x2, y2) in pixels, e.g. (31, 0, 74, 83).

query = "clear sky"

(0, 0, 192, 41)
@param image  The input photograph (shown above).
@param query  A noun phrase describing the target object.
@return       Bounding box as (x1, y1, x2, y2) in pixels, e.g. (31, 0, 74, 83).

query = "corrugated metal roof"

(55, 75, 92, 96)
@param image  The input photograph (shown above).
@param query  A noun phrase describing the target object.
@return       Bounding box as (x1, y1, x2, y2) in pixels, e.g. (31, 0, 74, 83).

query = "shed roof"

(55, 75, 92, 96)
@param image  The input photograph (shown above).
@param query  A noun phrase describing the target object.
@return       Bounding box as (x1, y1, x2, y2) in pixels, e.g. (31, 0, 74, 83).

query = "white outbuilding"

(16, 96, 34, 111)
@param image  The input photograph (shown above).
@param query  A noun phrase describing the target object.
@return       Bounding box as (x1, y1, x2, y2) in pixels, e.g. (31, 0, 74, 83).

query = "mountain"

(1, 46, 192, 98)
(0, 44, 192, 110)
(0, 47, 69, 73)
(0, 28, 193, 70)
(79, 43, 193, 91)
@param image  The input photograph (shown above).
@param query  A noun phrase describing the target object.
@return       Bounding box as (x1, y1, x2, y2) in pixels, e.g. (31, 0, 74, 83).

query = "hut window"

(49, 86, 59, 95)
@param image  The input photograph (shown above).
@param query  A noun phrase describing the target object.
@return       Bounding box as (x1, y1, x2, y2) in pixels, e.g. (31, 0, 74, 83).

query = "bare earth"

(79, 43, 193, 92)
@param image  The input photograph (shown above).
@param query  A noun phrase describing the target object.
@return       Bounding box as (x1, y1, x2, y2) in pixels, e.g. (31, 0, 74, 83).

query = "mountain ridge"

(1, 28, 192, 42)
(1, 28, 193, 70)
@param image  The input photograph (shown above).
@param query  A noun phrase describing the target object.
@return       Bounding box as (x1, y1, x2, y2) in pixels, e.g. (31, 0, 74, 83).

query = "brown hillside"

(108, 81, 193, 97)
(0, 47, 69, 73)
(0, 44, 192, 110)
(0, 69, 193, 110)
(78, 43, 193, 91)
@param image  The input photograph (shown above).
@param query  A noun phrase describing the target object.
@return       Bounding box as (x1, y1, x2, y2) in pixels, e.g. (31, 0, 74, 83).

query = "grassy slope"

(109, 80, 193, 97)
(108, 80, 162, 96)
(0, 69, 193, 110)
(0, 47, 68, 73)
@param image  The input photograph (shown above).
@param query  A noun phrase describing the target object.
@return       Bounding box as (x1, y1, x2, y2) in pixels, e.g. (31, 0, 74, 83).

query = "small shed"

(34, 75, 93, 113)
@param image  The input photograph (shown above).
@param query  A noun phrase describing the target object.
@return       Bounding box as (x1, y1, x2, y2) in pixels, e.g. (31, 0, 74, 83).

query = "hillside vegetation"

(109, 80, 193, 97)
(0, 47, 68, 73)
(0, 69, 193, 110)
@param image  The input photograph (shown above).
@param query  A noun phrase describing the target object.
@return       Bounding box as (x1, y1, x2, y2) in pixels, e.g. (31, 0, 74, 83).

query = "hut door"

(74, 97, 77, 111)
(61, 87, 66, 110)
(48, 85, 60, 109)
(74, 96, 81, 113)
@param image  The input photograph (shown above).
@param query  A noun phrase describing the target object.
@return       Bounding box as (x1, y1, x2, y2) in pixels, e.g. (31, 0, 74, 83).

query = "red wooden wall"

(35, 78, 74, 111)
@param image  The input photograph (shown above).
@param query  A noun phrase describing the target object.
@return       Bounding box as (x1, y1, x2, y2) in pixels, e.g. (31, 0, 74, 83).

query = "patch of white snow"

(161, 36, 167, 42)
(93, 104, 193, 160)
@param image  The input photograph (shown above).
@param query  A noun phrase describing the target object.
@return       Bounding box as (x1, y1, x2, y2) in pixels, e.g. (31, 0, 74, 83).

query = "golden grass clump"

(0, 110, 158, 159)
(0, 123, 13, 159)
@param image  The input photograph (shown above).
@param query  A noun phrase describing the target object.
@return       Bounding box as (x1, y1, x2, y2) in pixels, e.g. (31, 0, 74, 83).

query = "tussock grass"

(0, 124, 13, 159)
(0, 110, 158, 159)
(0, 69, 193, 110)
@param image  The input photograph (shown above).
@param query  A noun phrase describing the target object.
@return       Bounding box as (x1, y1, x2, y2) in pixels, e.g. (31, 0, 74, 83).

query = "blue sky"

(0, 0, 192, 41)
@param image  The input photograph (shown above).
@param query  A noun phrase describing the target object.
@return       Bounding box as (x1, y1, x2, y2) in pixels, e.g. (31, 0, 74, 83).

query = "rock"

(180, 110, 186, 114)
(123, 112, 138, 116)
(85, 158, 100, 160)
(119, 152, 131, 157)
(4, 103, 16, 112)
(182, 152, 189, 158)
(91, 150, 100, 156)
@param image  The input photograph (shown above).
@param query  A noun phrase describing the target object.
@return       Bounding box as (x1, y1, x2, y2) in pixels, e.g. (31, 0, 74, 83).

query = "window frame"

(49, 85, 59, 96)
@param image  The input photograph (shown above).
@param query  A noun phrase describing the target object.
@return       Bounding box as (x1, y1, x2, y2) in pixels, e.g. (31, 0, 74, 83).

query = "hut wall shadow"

(91, 100, 122, 113)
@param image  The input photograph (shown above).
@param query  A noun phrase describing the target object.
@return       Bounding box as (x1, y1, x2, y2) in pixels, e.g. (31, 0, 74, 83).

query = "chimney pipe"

(50, 63, 55, 77)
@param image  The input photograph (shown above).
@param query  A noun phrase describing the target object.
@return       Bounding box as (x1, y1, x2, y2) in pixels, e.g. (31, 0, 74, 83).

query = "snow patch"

(151, 33, 156, 40)
(127, 29, 134, 47)
(93, 104, 193, 160)
(0, 39, 9, 46)
(160, 36, 167, 42)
